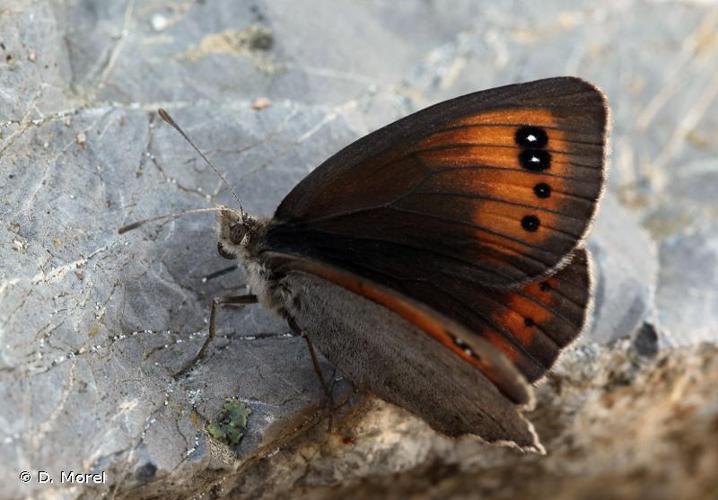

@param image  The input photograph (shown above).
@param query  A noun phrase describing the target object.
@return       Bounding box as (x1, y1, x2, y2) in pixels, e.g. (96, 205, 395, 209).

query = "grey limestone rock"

(1, 0, 715, 499)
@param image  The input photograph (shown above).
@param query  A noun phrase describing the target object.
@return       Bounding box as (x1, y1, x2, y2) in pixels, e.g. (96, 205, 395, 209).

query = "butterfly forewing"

(272, 77, 607, 287)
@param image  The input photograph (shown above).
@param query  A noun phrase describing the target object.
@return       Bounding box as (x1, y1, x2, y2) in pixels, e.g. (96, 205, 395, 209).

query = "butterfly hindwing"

(386, 247, 592, 383)
(271, 77, 607, 287)
(268, 247, 591, 387)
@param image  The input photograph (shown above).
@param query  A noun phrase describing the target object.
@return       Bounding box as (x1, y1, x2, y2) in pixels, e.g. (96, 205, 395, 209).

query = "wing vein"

(439, 123, 605, 146)
(431, 165, 601, 181)
(448, 270, 586, 344)
(326, 256, 550, 373)
(295, 205, 568, 259)
(272, 229, 530, 282)
(413, 143, 603, 169)
(406, 190, 590, 223)
(421, 281, 550, 374)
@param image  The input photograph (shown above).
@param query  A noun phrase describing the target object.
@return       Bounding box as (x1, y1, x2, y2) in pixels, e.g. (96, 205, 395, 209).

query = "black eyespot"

(217, 241, 237, 260)
(519, 149, 551, 171)
(539, 282, 552, 292)
(521, 215, 540, 232)
(515, 126, 548, 148)
(452, 336, 477, 357)
(533, 182, 551, 199)
(524, 317, 535, 327)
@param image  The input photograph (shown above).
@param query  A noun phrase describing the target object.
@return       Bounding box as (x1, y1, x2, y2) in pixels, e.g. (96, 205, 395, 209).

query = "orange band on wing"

(293, 258, 481, 363)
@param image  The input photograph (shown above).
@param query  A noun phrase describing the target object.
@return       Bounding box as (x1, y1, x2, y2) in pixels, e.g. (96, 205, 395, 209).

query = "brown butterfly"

(127, 77, 608, 452)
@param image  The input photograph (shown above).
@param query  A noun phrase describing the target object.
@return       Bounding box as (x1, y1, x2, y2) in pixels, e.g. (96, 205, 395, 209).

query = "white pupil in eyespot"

(527, 134, 536, 142)
(531, 155, 539, 162)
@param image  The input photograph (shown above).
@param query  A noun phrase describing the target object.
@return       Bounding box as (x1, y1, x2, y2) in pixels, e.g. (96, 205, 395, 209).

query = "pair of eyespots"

(453, 337, 479, 359)
(515, 126, 551, 172)
(523, 283, 552, 328)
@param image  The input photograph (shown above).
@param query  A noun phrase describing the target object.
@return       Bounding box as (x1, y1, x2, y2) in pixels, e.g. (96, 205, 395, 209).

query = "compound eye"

(229, 223, 247, 245)
(217, 241, 237, 260)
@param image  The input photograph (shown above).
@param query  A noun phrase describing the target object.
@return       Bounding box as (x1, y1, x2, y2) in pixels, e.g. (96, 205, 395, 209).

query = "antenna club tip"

(154, 109, 244, 208)
(158, 108, 173, 125)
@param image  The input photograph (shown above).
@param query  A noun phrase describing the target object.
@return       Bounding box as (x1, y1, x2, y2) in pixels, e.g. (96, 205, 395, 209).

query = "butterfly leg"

(287, 316, 336, 431)
(173, 294, 258, 378)
(201, 264, 240, 282)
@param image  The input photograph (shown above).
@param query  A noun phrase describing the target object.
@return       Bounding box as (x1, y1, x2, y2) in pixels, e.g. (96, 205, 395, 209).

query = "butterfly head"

(217, 207, 263, 260)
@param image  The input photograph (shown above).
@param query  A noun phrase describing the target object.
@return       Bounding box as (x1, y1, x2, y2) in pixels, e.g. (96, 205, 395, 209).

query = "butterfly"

(130, 77, 607, 453)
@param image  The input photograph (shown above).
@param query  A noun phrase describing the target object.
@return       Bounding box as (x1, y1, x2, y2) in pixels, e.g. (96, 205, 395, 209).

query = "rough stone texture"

(656, 226, 718, 346)
(221, 344, 718, 500)
(585, 194, 657, 346)
(1, 1, 716, 499)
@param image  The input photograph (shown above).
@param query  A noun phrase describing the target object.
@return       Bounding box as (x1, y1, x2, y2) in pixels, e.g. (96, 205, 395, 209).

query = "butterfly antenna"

(157, 108, 246, 217)
(118, 207, 227, 234)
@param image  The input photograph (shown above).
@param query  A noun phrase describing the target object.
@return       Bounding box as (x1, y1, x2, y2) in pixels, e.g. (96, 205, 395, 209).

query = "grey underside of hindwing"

(282, 271, 541, 450)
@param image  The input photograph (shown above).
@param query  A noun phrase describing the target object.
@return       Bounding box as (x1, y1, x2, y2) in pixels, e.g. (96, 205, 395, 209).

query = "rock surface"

(0, 1, 716, 499)
(223, 344, 718, 500)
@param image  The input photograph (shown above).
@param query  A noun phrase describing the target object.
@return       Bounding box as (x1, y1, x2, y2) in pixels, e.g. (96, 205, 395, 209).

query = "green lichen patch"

(206, 398, 251, 448)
